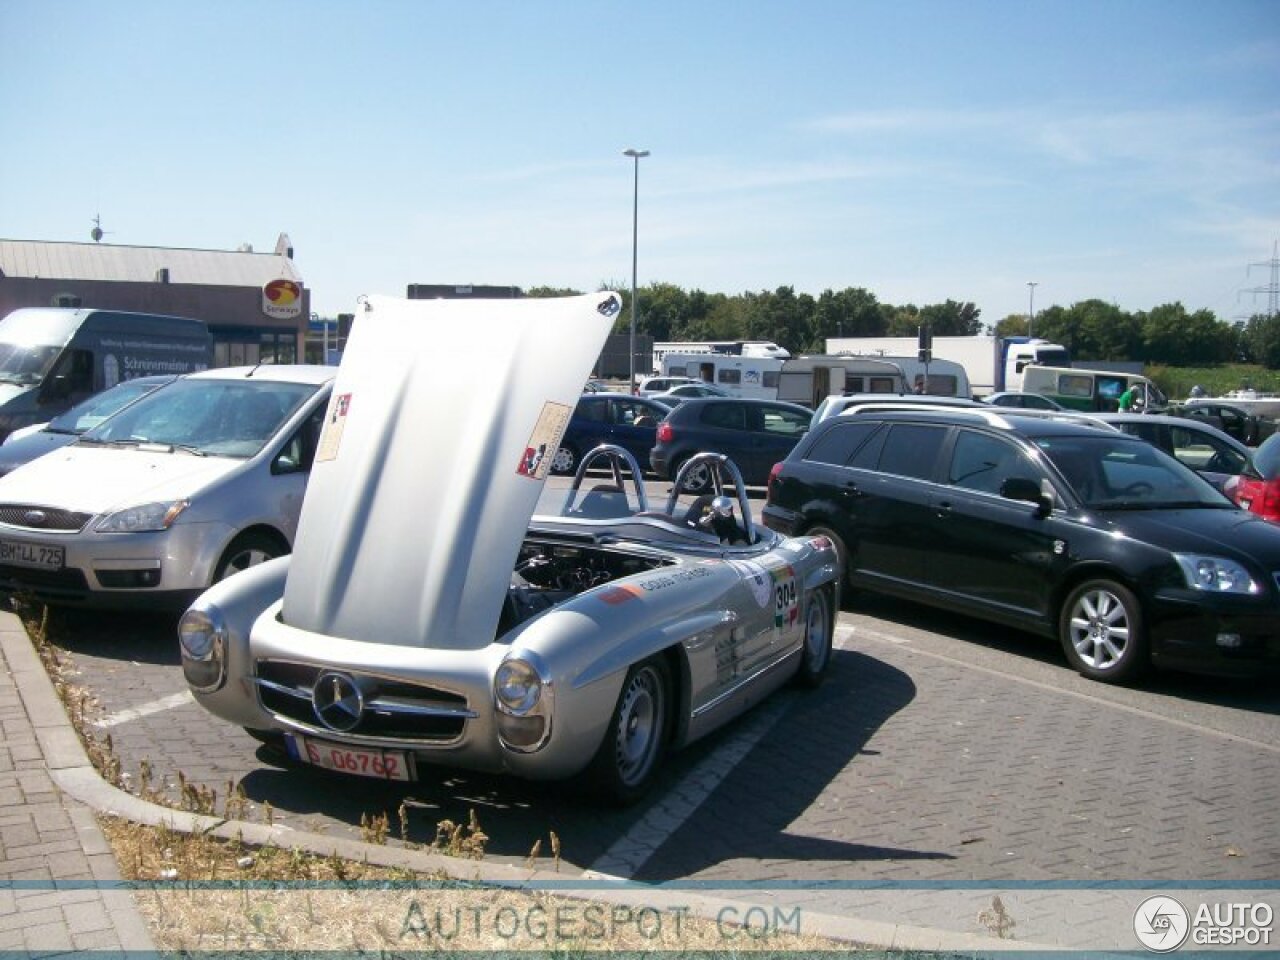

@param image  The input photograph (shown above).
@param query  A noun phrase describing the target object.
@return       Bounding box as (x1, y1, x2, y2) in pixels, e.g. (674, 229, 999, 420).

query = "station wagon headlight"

(178, 604, 226, 693)
(96, 500, 190, 533)
(1173, 554, 1259, 595)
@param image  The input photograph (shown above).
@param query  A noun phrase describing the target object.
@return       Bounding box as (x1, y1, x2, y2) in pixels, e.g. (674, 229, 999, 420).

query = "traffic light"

(918, 325, 932, 363)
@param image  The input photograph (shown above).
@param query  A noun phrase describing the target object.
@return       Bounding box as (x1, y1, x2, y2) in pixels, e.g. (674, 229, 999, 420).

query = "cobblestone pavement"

(0, 619, 153, 955)
(39, 587, 1280, 889)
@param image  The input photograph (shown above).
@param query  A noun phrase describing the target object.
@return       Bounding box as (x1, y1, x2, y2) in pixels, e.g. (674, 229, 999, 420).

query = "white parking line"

(94, 691, 194, 729)
(585, 625, 862, 881)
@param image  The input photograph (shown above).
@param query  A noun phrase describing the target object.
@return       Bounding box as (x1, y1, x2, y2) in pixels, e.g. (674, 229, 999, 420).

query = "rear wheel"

(551, 444, 578, 476)
(214, 531, 285, 583)
(588, 656, 670, 805)
(675, 456, 712, 494)
(1058, 579, 1148, 683)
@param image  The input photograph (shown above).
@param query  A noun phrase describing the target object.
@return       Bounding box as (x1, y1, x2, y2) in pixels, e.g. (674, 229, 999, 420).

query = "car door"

(927, 428, 1063, 623)
(606, 398, 661, 463)
(845, 422, 948, 588)
(742, 403, 811, 483)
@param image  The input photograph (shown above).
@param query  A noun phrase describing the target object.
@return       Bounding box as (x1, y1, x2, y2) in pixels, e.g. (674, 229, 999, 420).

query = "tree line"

(528, 283, 1280, 369)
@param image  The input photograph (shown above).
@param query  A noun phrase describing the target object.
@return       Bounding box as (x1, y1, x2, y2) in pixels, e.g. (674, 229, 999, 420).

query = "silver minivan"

(0, 364, 335, 608)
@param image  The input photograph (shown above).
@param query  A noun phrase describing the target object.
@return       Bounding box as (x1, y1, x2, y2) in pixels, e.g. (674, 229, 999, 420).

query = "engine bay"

(496, 538, 669, 638)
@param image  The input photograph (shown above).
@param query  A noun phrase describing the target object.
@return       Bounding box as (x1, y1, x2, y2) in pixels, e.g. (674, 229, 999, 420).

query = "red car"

(1228, 433, 1280, 522)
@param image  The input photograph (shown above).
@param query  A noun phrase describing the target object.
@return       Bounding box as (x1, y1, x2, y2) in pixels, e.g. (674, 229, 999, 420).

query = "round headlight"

(178, 607, 220, 660)
(495, 658, 542, 714)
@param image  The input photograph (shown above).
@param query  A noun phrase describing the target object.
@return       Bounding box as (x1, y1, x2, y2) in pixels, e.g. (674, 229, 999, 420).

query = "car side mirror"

(1001, 476, 1053, 516)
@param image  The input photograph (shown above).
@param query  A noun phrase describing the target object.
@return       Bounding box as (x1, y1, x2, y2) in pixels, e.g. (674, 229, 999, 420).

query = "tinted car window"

(700, 403, 747, 430)
(877, 424, 946, 480)
(1168, 426, 1246, 475)
(576, 398, 608, 423)
(948, 431, 1024, 495)
(614, 399, 657, 425)
(1253, 435, 1280, 479)
(805, 421, 879, 466)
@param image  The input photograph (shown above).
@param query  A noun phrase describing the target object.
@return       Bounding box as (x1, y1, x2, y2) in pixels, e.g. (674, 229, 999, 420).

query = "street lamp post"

(1027, 282, 1038, 339)
(623, 148, 649, 393)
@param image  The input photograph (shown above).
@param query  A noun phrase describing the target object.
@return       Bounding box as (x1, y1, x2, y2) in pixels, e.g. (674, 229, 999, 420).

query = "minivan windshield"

(0, 342, 62, 386)
(81, 377, 318, 458)
(1035, 435, 1232, 510)
(45, 377, 174, 435)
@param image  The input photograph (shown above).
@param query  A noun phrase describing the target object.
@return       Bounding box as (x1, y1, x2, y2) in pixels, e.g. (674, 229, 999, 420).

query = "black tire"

(550, 444, 578, 476)
(214, 531, 286, 583)
(587, 656, 670, 805)
(805, 524, 852, 597)
(675, 456, 712, 494)
(793, 587, 834, 688)
(1058, 578, 1148, 683)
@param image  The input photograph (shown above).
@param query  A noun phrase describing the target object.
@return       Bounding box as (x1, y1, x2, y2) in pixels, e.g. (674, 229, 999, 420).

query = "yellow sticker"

(315, 392, 352, 463)
(516, 401, 572, 480)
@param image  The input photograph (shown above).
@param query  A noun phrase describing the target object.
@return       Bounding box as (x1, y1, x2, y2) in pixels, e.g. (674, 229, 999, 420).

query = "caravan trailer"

(660, 353, 783, 400)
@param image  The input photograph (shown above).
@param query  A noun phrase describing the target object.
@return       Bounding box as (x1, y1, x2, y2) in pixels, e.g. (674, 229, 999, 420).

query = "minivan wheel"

(214, 531, 285, 583)
(1058, 579, 1148, 683)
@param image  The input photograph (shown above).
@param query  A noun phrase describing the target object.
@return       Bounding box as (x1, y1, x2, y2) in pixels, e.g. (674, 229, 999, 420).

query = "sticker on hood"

(517, 401, 572, 480)
(316, 392, 352, 463)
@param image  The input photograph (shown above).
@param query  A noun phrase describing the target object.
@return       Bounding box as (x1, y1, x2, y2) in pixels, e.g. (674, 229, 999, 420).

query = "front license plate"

(285, 733, 413, 781)
(0, 539, 64, 571)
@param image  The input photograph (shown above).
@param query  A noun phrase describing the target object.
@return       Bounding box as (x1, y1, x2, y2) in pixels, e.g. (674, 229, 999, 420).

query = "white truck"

(824, 334, 1070, 397)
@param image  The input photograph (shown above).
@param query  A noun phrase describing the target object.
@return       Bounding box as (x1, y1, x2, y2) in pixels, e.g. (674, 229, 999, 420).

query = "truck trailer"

(824, 334, 1070, 397)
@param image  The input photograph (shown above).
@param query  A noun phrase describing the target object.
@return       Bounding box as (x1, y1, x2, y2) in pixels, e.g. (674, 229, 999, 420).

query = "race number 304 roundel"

(517, 401, 572, 480)
(772, 566, 799, 629)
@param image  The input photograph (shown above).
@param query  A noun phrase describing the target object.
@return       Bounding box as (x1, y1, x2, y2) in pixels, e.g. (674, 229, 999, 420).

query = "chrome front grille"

(0, 504, 92, 532)
(254, 659, 475, 743)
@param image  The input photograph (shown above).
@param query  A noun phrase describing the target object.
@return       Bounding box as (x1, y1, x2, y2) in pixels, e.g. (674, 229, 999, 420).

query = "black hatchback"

(650, 397, 812, 491)
(763, 407, 1280, 682)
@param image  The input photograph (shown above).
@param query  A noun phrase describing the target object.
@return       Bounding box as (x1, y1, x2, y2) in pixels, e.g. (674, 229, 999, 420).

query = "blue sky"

(2, 0, 1277, 327)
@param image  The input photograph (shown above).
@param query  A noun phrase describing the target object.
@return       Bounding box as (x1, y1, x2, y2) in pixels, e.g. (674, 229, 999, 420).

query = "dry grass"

(22, 600, 863, 953)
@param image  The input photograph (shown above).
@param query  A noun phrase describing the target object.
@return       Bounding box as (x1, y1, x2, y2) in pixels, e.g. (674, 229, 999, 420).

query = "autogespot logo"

(1134, 895, 1191, 952)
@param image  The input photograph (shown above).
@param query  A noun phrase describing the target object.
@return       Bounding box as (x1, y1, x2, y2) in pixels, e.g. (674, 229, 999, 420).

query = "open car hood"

(282, 292, 621, 650)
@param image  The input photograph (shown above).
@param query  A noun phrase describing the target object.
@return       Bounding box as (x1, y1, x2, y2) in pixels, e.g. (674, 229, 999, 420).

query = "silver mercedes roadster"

(179, 292, 840, 803)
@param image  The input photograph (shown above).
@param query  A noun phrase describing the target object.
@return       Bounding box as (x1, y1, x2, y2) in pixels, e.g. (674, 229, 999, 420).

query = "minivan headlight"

(96, 500, 189, 533)
(1173, 554, 1258, 594)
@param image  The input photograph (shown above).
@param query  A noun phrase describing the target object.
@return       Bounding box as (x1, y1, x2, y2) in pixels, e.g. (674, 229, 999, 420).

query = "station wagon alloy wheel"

(1059, 579, 1147, 683)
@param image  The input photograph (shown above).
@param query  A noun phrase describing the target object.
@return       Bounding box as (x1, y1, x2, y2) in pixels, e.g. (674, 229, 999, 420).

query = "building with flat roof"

(0, 233, 308, 366)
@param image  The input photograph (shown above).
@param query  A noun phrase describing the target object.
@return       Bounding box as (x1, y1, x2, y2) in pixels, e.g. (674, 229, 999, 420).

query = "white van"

(0, 308, 213, 440)
(661, 353, 783, 400)
(1022, 366, 1168, 413)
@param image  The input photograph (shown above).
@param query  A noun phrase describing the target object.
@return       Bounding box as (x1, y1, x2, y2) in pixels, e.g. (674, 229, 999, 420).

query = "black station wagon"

(763, 407, 1280, 682)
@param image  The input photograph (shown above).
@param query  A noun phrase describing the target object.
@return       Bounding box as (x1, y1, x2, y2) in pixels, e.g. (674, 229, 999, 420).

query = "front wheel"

(587, 656, 670, 805)
(214, 531, 285, 582)
(793, 588, 834, 688)
(1058, 579, 1148, 683)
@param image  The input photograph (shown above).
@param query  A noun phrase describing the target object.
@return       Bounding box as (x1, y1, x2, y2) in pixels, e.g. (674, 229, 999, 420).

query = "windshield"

(82, 377, 318, 457)
(1035, 434, 1232, 510)
(0, 342, 63, 385)
(46, 378, 172, 434)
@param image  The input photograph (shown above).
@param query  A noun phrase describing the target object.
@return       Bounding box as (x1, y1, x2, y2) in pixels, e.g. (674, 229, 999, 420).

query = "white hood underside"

(281, 292, 620, 650)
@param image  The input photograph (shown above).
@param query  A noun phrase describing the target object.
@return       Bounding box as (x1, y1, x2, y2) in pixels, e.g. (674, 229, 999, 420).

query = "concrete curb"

(5, 610, 1052, 953)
